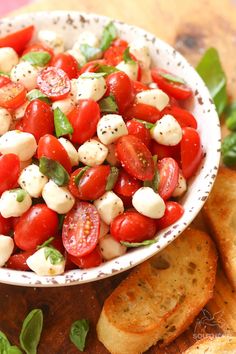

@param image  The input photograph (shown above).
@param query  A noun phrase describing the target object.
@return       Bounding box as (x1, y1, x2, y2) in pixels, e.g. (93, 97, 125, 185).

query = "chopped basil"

(58, 214, 65, 231)
(44, 246, 64, 265)
(10, 188, 27, 202)
(54, 107, 73, 138)
(79, 44, 101, 61)
(19, 309, 43, 354)
(0, 331, 22, 354)
(121, 239, 157, 248)
(81, 72, 106, 79)
(222, 133, 236, 166)
(196, 48, 227, 115)
(37, 237, 54, 250)
(143, 155, 159, 191)
(39, 157, 69, 186)
(0, 71, 10, 77)
(74, 166, 90, 186)
(99, 95, 118, 113)
(100, 22, 117, 51)
(22, 51, 51, 67)
(26, 89, 51, 104)
(6, 346, 23, 354)
(123, 47, 135, 64)
(96, 64, 119, 75)
(159, 72, 185, 85)
(69, 319, 89, 352)
(133, 119, 154, 130)
(106, 167, 119, 191)
(225, 102, 236, 131)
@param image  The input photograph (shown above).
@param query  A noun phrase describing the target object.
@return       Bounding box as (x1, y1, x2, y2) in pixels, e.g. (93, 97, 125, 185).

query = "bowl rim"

(0, 10, 221, 287)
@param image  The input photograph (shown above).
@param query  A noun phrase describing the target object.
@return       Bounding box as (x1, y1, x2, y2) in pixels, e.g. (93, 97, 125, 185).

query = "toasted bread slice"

(203, 167, 236, 290)
(97, 228, 217, 354)
(184, 336, 236, 353)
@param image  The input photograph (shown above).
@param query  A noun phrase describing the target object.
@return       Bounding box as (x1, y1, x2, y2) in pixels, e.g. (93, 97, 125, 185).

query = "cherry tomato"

(23, 41, 54, 58)
(151, 68, 192, 100)
(181, 127, 203, 179)
(37, 134, 71, 172)
(158, 157, 179, 200)
(114, 169, 141, 197)
(21, 99, 54, 142)
(68, 99, 100, 144)
(116, 194, 133, 208)
(123, 103, 160, 123)
(132, 80, 148, 95)
(157, 201, 184, 230)
(105, 71, 134, 113)
(169, 97, 180, 107)
(0, 82, 26, 109)
(103, 42, 128, 66)
(0, 214, 12, 235)
(116, 135, 154, 181)
(126, 119, 151, 147)
(111, 211, 157, 242)
(62, 201, 100, 257)
(0, 25, 34, 55)
(6, 250, 35, 271)
(69, 165, 111, 200)
(112, 39, 128, 48)
(68, 248, 102, 269)
(160, 106, 197, 129)
(79, 59, 106, 74)
(0, 75, 10, 88)
(51, 53, 79, 79)
(37, 66, 71, 100)
(150, 141, 180, 161)
(14, 204, 59, 251)
(0, 154, 20, 195)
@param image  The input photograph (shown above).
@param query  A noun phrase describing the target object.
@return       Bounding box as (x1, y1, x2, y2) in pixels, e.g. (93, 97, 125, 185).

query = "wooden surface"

(1, 0, 236, 353)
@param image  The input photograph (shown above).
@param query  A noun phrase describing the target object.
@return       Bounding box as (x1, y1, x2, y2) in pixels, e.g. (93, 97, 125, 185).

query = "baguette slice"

(97, 228, 217, 354)
(203, 167, 236, 289)
(184, 336, 236, 353)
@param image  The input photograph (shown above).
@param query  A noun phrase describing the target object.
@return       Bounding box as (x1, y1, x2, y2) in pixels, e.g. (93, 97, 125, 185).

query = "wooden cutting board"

(1, 0, 236, 353)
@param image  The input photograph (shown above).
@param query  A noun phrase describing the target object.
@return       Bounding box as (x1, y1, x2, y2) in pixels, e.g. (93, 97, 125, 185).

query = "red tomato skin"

(103, 42, 128, 66)
(181, 127, 203, 179)
(79, 59, 106, 74)
(114, 169, 141, 197)
(123, 103, 160, 123)
(158, 157, 179, 200)
(0, 214, 12, 235)
(150, 141, 180, 161)
(126, 119, 151, 147)
(0, 154, 20, 195)
(0, 75, 11, 88)
(68, 248, 102, 269)
(6, 250, 34, 271)
(37, 134, 71, 172)
(0, 25, 34, 55)
(51, 53, 79, 79)
(111, 211, 157, 242)
(157, 201, 184, 230)
(132, 81, 148, 95)
(0, 82, 27, 109)
(62, 201, 100, 257)
(21, 99, 54, 142)
(68, 99, 100, 144)
(160, 106, 197, 129)
(105, 72, 134, 113)
(14, 204, 59, 251)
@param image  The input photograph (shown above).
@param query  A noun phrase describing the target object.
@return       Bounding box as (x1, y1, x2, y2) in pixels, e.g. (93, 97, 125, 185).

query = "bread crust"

(184, 336, 236, 353)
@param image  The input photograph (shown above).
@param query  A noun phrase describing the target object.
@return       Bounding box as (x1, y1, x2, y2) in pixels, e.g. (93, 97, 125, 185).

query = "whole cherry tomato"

(157, 201, 184, 230)
(150, 141, 180, 161)
(160, 106, 197, 129)
(68, 248, 102, 269)
(132, 80, 148, 95)
(0, 25, 34, 54)
(126, 119, 151, 147)
(123, 102, 160, 123)
(0, 82, 26, 109)
(6, 250, 35, 271)
(0, 154, 20, 195)
(158, 157, 179, 200)
(0, 214, 12, 235)
(79, 59, 106, 74)
(51, 53, 79, 79)
(114, 169, 141, 197)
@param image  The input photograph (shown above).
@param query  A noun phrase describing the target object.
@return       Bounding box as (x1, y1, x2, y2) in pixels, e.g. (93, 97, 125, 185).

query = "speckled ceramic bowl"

(0, 11, 221, 287)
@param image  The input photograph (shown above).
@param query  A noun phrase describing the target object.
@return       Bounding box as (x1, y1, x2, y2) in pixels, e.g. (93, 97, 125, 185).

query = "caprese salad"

(0, 22, 202, 275)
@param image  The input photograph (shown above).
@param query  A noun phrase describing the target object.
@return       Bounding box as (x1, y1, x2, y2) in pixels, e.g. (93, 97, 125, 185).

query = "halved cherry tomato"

(62, 201, 100, 257)
(0, 214, 12, 235)
(6, 250, 35, 271)
(51, 53, 79, 79)
(21, 99, 54, 142)
(14, 204, 59, 251)
(68, 99, 100, 144)
(151, 68, 192, 100)
(150, 141, 180, 161)
(0, 75, 10, 88)
(116, 135, 154, 181)
(23, 41, 54, 58)
(0, 154, 20, 195)
(0, 82, 26, 109)
(181, 127, 203, 179)
(68, 248, 102, 269)
(111, 211, 157, 242)
(79, 59, 106, 74)
(158, 157, 179, 200)
(157, 201, 184, 230)
(0, 25, 34, 55)
(160, 106, 197, 129)
(123, 102, 160, 123)
(37, 134, 71, 172)
(114, 169, 141, 197)
(37, 66, 70, 100)
(126, 119, 151, 147)
(105, 71, 134, 113)
(69, 165, 111, 200)
(103, 41, 128, 66)
(132, 80, 148, 95)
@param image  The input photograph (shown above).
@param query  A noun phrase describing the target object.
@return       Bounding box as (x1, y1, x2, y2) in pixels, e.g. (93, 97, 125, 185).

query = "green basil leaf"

(121, 239, 157, 248)
(69, 319, 89, 352)
(96, 64, 119, 75)
(123, 47, 135, 64)
(22, 51, 51, 67)
(226, 113, 236, 131)
(79, 44, 101, 61)
(74, 166, 90, 186)
(100, 22, 117, 51)
(80, 72, 106, 79)
(133, 119, 154, 130)
(225, 101, 236, 116)
(37, 237, 54, 250)
(196, 48, 227, 115)
(7, 346, 23, 354)
(9, 188, 27, 202)
(99, 95, 118, 113)
(106, 167, 119, 191)
(58, 214, 65, 231)
(54, 107, 73, 138)
(222, 133, 236, 166)
(143, 155, 159, 191)
(39, 157, 69, 186)
(19, 309, 43, 354)
(26, 89, 51, 104)
(0, 71, 10, 77)
(44, 247, 64, 265)
(0, 330, 11, 352)
(159, 72, 185, 85)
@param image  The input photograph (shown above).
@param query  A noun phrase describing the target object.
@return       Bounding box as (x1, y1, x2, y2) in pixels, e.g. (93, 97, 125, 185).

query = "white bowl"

(0, 11, 221, 287)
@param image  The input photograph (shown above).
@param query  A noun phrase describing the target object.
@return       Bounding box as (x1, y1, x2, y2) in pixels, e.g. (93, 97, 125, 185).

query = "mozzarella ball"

(0, 108, 11, 135)
(42, 180, 75, 214)
(129, 39, 151, 69)
(116, 60, 139, 81)
(52, 97, 74, 115)
(97, 114, 128, 145)
(94, 191, 124, 225)
(11, 61, 39, 90)
(78, 139, 108, 166)
(67, 49, 86, 66)
(132, 187, 166, 219)
(99, 234, 126, 261)
(141, 67, 152, 85)
(148, 82, 158, 89)
(18, 164, 48, 198)
(26, 247, 65, 276)
(58, 137, 79, 166)
(0, 189, 32, 218)
(74, 31, 100, 48)
(172, 171, 187, 197)
(0, 47, 18, 73)
(13, 101, 29, 120)
(0, 130, 37, 161)
(136, 88, 169, 111)
(38, 30, 64, 54)
(99, 220, 110, 239)
(75, 73, 107, 101)
(0, 235, 14, 267)
(151, 114, 182, 146)
(106, 143, 119, 166)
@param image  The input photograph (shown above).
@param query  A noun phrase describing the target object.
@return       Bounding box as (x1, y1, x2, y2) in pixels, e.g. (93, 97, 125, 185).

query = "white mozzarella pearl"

(0, 189, 32, 218)
(0, 235, 14, 267)
(11, 61, 39, 90)
(0, 130, 37, 161)
(0, 47, 18, 73)
(58, 138, 79, 167)
(136, 89, 169, 111)
(18, 164, 48, 198)
(26, 247, 65, 276)
(151, 114, 182, 146)
(99, 234, 127, 260)
(42, 180, 75, 214)
(132, 187, 166, 219)
(94, 191, 124, 225)
(78, 139, 108, 166)
(0, 108, 11, 135)
(97, 114, 128, 145)
(38, 30, 64, 54)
